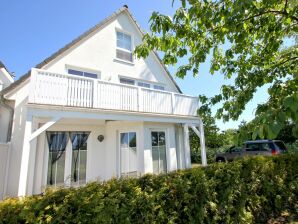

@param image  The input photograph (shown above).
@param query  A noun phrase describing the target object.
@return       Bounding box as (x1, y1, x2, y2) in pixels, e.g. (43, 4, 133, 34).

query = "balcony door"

(120, 132, 137, 177)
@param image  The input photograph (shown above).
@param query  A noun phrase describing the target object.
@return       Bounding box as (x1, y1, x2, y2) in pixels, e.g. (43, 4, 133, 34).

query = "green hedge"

(1, 155, 298, 224)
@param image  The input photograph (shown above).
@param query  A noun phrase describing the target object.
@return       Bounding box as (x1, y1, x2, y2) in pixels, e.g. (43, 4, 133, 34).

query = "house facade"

(0, 6, 206, 199)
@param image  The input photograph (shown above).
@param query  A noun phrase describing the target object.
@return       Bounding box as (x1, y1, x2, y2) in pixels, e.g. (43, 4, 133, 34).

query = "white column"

(18, 114, 34, 196)
(183, 124, 191, 169)
(26, 118, 38, 195)
(198, 119, 207, 166)
(137, 125, 145, 175)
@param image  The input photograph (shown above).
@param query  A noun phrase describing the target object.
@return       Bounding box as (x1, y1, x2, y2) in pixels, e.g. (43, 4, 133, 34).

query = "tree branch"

(208, 9, 298, 34)
(274, 56, 298, 67)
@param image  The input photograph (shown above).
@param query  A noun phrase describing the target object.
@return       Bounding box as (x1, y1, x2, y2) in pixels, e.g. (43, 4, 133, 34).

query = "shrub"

(0, 154, 297, 223)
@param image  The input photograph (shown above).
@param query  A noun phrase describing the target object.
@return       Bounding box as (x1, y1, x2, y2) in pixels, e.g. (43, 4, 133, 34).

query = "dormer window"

(116, 31, 133, 62)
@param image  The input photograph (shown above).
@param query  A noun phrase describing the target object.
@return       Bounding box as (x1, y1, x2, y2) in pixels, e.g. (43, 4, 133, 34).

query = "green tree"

(135, 0, 298, 140)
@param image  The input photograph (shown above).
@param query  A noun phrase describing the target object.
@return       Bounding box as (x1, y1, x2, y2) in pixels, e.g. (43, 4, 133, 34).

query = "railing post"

(171, 93, 175, 114)
(137, 87, 142, 112)
(93, 79, 98, 108)
(28, 69, 37, 104)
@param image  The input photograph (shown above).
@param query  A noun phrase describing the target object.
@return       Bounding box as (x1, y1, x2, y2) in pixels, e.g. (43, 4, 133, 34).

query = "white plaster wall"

(0, 107, 10, 142)
(43, 12, 179, 92)
(5, 83, 29, 196)
(0, 143, 9, 200)
(143, 122, 178, 174)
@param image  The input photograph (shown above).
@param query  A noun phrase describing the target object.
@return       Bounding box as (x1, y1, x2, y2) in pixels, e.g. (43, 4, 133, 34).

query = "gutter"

(0, 93, 14, 142)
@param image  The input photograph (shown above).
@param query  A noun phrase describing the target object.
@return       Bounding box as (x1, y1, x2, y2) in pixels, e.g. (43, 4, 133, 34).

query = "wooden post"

(137, 87, 142, 112)
(171, 93, 175, 114)
(183, 124, 191, 168)
(18, 114, 34, 196)
(198, 119, 207, 166)
(93, 79, 98, 108)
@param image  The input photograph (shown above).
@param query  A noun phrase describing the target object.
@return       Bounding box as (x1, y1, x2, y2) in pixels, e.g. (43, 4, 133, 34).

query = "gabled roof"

(2, 6, 182, 96)
(0, 60, 13, 77)
(0, 61, 14, 87)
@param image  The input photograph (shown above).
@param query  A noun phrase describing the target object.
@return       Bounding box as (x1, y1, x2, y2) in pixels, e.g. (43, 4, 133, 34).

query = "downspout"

(0, 93, 14, 142)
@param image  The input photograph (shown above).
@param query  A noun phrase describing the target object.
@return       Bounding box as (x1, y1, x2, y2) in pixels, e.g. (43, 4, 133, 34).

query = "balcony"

(29, 69, 199, 116)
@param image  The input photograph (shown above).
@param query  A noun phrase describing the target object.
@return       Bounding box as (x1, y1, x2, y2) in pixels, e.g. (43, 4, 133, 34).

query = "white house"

(0, 6, 206, 200)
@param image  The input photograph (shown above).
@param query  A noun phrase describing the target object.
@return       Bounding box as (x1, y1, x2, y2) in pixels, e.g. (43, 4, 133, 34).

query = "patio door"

(120, 132, 137, 177)
(151, 131, 167, 174)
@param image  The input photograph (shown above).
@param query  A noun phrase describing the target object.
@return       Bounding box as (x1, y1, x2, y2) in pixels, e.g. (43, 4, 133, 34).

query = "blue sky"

(0, 0, 269, 130)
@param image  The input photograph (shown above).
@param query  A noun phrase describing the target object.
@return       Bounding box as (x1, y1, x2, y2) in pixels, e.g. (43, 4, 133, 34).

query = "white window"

(120, 77, 135, 85)
(151, 131, 167, 174)
(153, 85, 165, 91)
(68, 69, 98, 79)
(46, 132, 68, 187)
(138, 81, 150, 88)
(116, 31, 133, 62)
(120, 132, 137, 177)
(46, 131, 90, 187)
(69, 132, 90, 186)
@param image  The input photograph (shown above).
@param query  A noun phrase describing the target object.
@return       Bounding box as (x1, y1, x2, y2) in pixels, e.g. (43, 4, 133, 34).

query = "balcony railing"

(29, 69, 199, 116)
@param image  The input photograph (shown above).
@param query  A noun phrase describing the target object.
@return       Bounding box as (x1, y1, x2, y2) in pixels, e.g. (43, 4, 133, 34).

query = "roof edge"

(2, 6, 182, 96)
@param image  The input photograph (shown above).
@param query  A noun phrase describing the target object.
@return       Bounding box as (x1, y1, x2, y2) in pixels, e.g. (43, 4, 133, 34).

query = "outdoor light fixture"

(97, 135, 104, 142)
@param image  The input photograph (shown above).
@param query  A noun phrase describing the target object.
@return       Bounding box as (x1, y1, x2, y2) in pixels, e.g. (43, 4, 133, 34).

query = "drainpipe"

(0, 93, 14, 142)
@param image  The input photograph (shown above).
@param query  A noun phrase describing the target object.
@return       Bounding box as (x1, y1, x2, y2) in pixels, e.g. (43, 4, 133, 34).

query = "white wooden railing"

(29, 69, 199, 116)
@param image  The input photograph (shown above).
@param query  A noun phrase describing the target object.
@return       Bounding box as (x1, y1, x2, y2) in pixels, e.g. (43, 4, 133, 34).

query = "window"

(117, 31, 131, 51)
(46, 132, 68, 186)
(68, 69, 98, 79)
(153, 85, 165, 91)
(69, 132, 90, 186)
(120, 132, 137, 177)
(120, 77, 135, 85)
(46, 131, 90, 187)
(116, 31, 133, 62)
(245, 143, 260, 151)
(151, 131, 167, 174)
(138, 81, 150, 88)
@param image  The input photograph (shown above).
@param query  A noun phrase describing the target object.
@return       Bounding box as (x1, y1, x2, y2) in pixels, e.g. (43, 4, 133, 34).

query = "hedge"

(0, 154, 298, 224)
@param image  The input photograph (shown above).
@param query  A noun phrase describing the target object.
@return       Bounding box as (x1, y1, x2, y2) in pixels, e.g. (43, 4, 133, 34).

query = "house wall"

(30, 120, 180, 195)
(0, 107, 10, 142)
(0, 68, 13, 91)
(43, 12, 179, 92)
(0, 143, 9, 200)
(5, 82, 30, 196)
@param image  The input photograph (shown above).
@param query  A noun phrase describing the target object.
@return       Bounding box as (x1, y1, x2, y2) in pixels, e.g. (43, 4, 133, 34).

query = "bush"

(1, 154, 298, 223)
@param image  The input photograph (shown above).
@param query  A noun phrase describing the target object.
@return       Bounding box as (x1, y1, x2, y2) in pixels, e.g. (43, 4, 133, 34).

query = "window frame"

(119, 75, 166, 90)
(44, 131, 90, 188)
(65, 65, 101, 79)
(115, 29, 134, 63)
(116, 30, 133, 53)
(119, 77, 135, 86)
(137, 81, 151, 88)
(119, 131, 138, 177)
(153, 85, 165, 91)
(150, 129, 168, 174)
